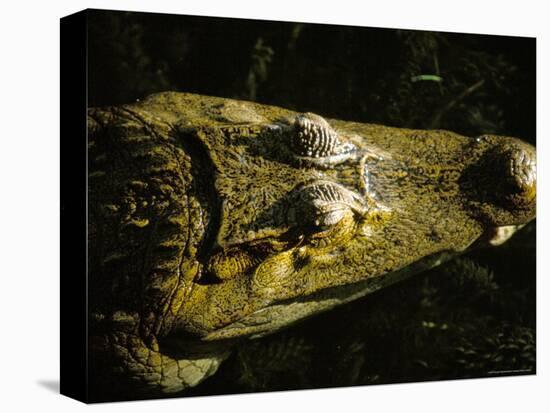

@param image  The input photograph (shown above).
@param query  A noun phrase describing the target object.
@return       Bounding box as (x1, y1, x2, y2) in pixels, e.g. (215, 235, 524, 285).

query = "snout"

(463, 135, 536, 226)
(498, 141, 536, 207)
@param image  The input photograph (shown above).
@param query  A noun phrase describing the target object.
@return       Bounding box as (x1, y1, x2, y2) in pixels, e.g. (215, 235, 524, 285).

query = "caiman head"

(87, 92, 535, 397)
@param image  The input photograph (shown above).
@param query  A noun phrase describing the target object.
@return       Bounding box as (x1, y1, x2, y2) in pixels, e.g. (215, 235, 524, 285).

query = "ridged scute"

(87, 106, 209, 339)
(291, 113, 341, 157)
(291, 181, 368, 228)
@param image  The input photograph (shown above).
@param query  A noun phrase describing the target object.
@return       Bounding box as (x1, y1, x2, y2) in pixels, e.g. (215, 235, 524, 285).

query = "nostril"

(462, 137, 536, 226)
(502, 145, 536, 206)
(508, 147, 536, 192)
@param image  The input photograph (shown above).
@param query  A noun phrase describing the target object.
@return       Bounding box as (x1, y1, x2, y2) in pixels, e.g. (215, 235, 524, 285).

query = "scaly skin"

(87, 92, 536, 399)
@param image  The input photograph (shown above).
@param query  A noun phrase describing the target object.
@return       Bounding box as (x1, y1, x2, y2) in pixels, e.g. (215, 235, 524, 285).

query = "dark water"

(88, 9, 536, 396)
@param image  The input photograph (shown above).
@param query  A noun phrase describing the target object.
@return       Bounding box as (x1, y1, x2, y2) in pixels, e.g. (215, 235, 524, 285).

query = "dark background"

(88, 9, 536, 395)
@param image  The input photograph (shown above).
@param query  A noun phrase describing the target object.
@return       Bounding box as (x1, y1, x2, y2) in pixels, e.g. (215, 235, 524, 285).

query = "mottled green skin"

(87, 92, 536, 397)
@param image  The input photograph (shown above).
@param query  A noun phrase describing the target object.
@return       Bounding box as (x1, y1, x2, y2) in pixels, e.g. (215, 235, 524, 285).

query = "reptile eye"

(290, 113, 356, 165)
(289, 181, 367, 233)
(313, 207, 348, 229)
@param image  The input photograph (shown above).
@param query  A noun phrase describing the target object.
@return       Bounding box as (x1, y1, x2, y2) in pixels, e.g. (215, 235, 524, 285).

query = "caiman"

(87, 92, 536, 398)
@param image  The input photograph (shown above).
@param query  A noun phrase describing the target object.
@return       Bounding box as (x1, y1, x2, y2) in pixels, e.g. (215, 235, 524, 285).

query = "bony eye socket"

(290, 113, 356, 165)
(306, 208, 356, 249)
(290, 181, 367, 248)
(292, 113, 340, 157)
(313, 207, 348, 228)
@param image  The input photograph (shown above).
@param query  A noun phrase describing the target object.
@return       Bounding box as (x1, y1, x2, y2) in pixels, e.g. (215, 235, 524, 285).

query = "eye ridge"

(304, 209, 357, 249)
(293, 113, 339, 157)
(289, 181, 367, 246)
(290, 113, 357, 164)
(295, 181, 368, 215)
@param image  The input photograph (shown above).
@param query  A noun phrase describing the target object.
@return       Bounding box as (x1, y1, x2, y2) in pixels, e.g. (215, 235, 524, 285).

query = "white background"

(0, 0, 548, 411)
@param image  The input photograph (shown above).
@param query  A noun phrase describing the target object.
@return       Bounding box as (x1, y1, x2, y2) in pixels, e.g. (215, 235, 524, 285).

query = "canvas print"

(60, 9, 536, 403)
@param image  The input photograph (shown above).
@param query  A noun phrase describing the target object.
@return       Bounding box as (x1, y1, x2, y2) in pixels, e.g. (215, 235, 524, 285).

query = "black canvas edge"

(60, 9, 89, 403)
